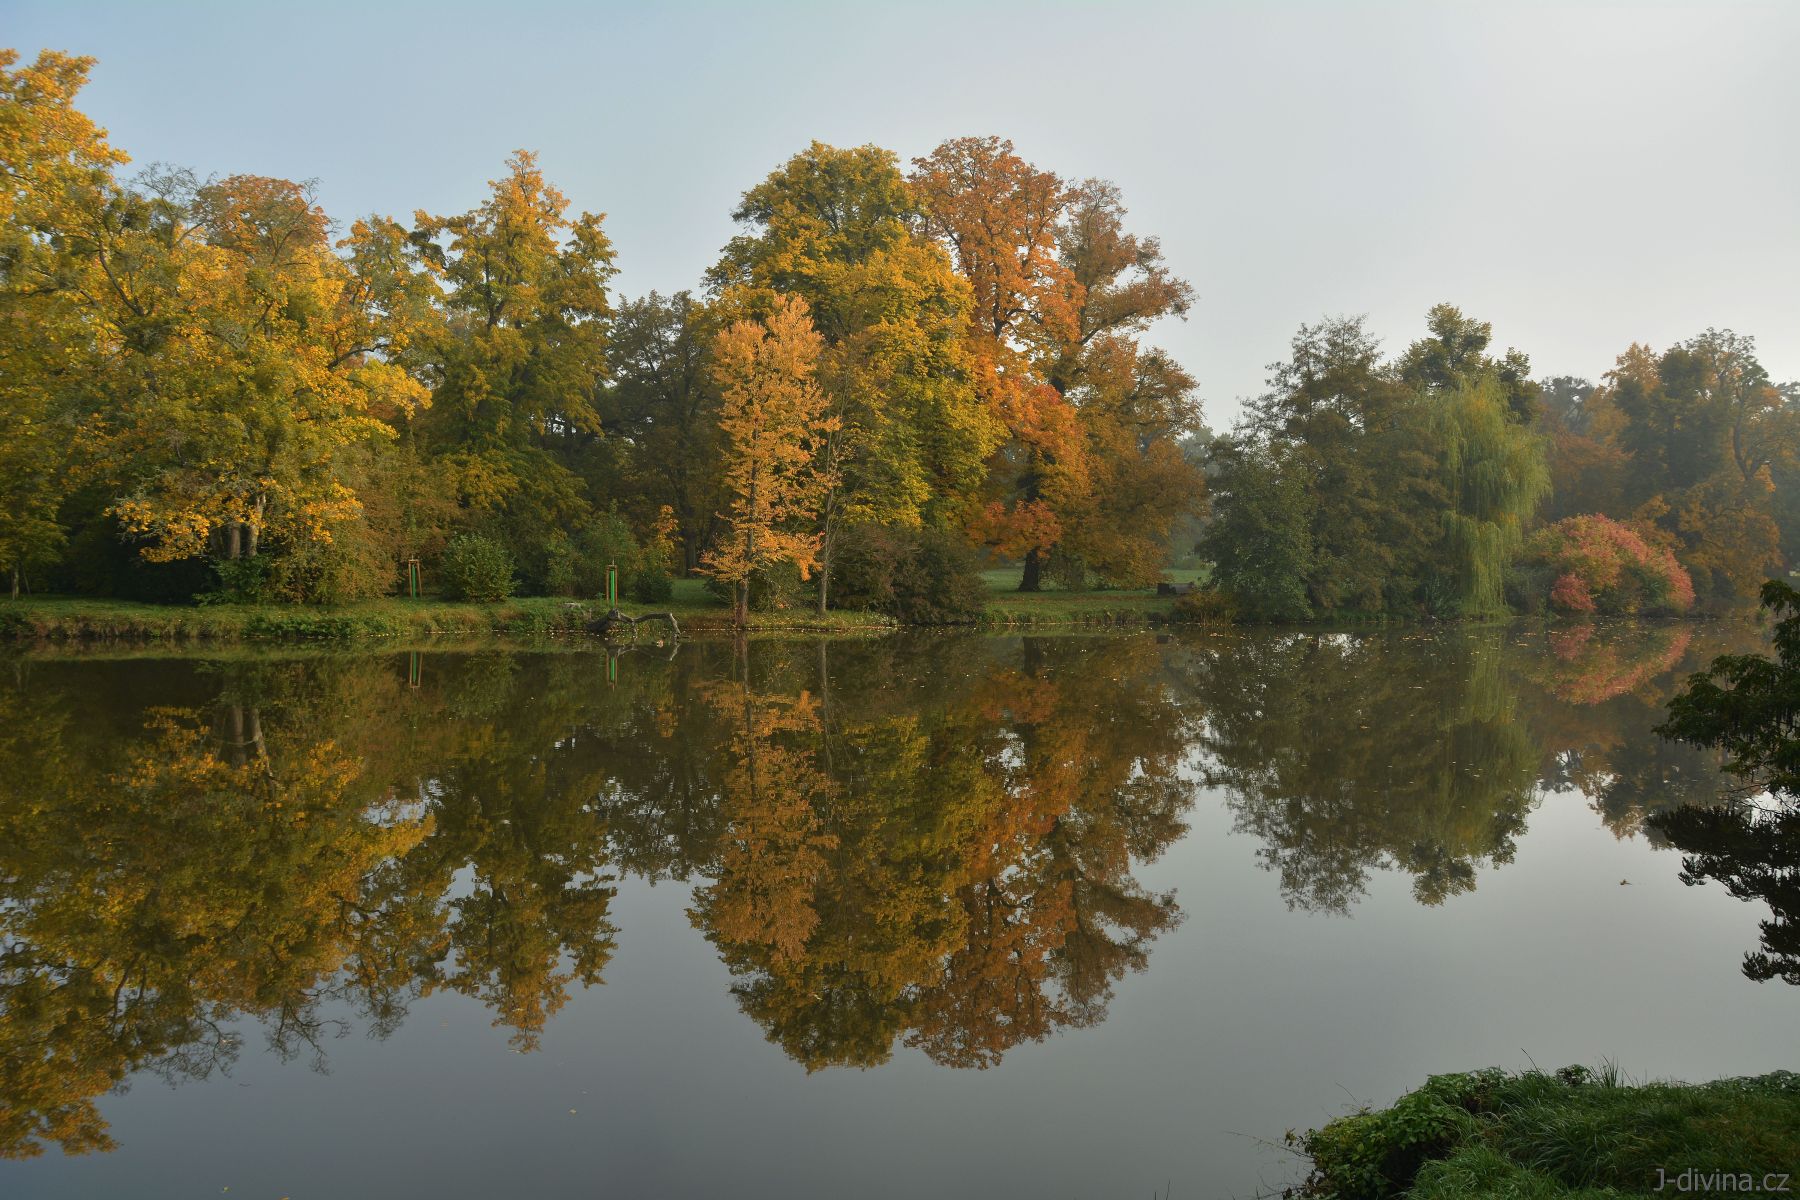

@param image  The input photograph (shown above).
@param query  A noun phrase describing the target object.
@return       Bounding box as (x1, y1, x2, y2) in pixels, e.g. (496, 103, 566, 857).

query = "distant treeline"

(3, 50, 1793, 621)
(1199, 312, 1799, 621)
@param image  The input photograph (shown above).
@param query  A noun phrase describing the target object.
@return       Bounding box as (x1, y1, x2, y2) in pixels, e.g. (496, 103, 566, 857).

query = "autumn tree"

(412, 150, 616, 591)
(0, 51, 123, 596)
(26, 157, 442, 599)
(1042, 179, 1204, 586)
(912, 136, 1084, 591)
(1592, 331, 1795, 606)
(700, 295, 839, 624)
(710, 142, 995, 611)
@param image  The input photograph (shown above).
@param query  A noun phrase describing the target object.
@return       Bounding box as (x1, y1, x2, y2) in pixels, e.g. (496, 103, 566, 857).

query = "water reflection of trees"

(1179, 631, 1540, 911)
(0, 623, 1774, 1158)
(0, 636, 1196, 1156)
(694, 639, 1191, 1070)
(1648, 800, 1799, 986)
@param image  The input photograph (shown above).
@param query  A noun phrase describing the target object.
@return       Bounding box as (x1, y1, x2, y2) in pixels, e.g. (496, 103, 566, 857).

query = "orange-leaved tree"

(701, 295, 839, 624)
(912, 137, 1085, 591)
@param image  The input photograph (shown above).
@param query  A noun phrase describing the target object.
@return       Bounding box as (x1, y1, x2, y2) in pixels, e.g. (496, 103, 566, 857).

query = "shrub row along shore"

(1286, 1066, 1800, 1199)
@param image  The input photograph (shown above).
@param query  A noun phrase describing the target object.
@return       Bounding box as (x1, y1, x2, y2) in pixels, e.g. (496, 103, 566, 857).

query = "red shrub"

(1523, 514, 1694, 616)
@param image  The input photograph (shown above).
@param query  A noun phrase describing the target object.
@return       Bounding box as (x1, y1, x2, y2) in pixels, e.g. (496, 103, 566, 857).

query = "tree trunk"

(816, 533, 831, 616)
(9, 567, 17, 601)
(1020, 548, 1044, 592)
(224, 523, 242, 560)
(735, 580, 748, 628)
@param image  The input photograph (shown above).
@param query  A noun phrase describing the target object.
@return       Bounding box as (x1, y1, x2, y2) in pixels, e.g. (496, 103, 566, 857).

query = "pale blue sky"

(7, 0, 1797, 424)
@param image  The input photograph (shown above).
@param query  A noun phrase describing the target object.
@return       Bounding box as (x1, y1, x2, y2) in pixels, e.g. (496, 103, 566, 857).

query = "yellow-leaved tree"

(73, 171, 441, 578)
(0, 50, 127, 596)
(701, 295, 839, 624)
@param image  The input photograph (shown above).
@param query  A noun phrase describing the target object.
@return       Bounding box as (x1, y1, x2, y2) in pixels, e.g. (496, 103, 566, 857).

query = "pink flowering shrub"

(1521, 514, 1694, 616)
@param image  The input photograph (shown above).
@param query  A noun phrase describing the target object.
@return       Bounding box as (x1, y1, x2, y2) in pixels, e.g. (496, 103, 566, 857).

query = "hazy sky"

(8, 0, 1796, 427)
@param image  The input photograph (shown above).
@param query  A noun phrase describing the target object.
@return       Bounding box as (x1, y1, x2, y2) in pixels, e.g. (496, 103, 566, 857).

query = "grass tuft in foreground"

(1287, 1066, 1800, 1199)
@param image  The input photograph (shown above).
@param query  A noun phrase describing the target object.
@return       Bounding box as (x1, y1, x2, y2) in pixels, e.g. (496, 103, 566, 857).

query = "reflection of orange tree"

(0, 694, 430, 1160)
(1528, 623, 1693, 706)
(692, 638, 1189, 1070)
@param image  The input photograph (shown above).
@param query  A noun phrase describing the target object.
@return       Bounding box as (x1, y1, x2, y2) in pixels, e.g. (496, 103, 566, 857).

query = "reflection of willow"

(1188, 630, 1539, 911)
(1649, 799, 1800, 986)
(691, 638, 1191, 1070)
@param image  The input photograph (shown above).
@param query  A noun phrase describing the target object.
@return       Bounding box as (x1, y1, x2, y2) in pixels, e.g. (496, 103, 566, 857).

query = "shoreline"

(0, 595, 1755, 646)
(0, 593, 1192, 644)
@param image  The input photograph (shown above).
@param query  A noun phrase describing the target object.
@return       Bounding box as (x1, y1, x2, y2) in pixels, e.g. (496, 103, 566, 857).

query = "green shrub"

(1291, 1086, 1476, 1199)
(627, 571, 673, 603)
(831, 525, 985, 624)
(1173, 587, 1237, 624)
(440, 534, 516, 602)
(266, 523, 398, 605)
(1291, 1068, 1800, 1199)
(198, 555, 274, 605)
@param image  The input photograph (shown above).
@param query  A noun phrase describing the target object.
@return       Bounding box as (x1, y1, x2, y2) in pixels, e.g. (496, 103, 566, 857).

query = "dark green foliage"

(197, 555, 273, 605)
(1292, 1068, 1800, 1199)
(1648, 801, 1800, 985)
(1659, 579, 1800, 795)
(1653, 580, 1800, 986)
(826, 524, 987, 624)
(440, 534, 516, 602)
(626, 571, 673, 604)
(1202, 309, 1551, 622)
(1198, 439, 1314, 621)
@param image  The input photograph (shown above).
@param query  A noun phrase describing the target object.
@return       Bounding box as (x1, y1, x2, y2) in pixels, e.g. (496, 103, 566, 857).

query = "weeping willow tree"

(1429, 378, 1550, 615)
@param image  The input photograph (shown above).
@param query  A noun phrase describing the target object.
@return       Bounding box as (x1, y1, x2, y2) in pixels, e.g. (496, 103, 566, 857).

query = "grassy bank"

(0, 574, 1201, 642)
(0, 591, 895, 643)
(1289, 1066, 1800, 1198)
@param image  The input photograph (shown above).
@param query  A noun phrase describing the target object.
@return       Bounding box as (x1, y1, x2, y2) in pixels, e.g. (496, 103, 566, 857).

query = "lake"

(1, 623, 1792, 1198)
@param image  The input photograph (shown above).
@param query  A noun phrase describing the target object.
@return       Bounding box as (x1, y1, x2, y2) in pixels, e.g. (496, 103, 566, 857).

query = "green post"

(607, 652, 618, 687)
(607, 562, 618, 609)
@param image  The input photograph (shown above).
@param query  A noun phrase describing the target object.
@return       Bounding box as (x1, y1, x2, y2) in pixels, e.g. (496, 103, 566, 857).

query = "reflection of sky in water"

(0, 624, 1789, 1200)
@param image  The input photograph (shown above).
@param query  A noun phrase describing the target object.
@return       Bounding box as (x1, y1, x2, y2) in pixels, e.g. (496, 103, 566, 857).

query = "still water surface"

(1, 625, 1792, 1198)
